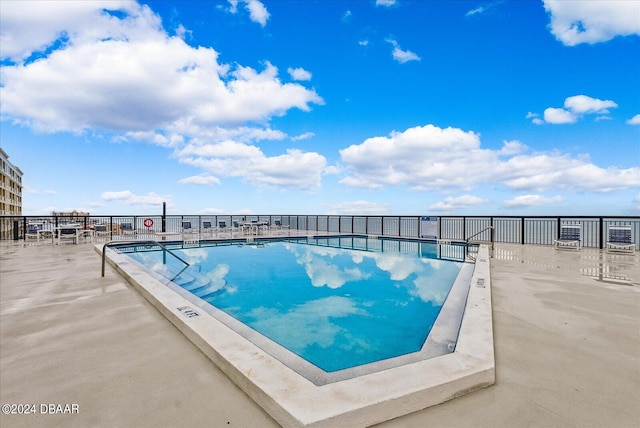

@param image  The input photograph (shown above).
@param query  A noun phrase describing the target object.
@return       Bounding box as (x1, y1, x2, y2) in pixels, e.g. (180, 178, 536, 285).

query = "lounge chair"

(231, 220, 248, 235)
(606, 225, 635, 254)
(182, 221, 198, 237)
(273, 220, 290, 234)
(217, 221, 229, 237)
(24, 223, 42, 245)
(121, 222, 137, 237)
(58, 226, 80, 245)
(94, 224, 111, 241)
(201, 221, 213, 237)
(40, 229, 55, 244)
(25, 223, 54, 245)
(554, 224, 581, 250)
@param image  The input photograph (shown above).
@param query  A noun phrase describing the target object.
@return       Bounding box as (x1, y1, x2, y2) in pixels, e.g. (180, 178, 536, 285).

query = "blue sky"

(1, 0, 639, 216)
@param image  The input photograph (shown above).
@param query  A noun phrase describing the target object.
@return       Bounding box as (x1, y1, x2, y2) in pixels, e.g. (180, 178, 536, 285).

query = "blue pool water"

(120, 237, 465, 372)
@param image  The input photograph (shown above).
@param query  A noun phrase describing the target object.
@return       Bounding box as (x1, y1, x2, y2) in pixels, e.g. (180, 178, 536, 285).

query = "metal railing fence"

(1, 214, 638, 250)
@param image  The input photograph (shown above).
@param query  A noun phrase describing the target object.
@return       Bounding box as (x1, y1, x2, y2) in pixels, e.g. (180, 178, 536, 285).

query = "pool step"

(191, 280, 226, 298)
(173, 273, 196, 287)
(175, 271, 210, 291)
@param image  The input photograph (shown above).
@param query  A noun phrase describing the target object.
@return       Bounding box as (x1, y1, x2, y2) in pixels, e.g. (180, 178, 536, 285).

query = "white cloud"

(385, 38, 421, 63)
(0, 1, 328, 191)
(245, 0, 270, 27)
(543, 0, 640, 46)
(179, 140, 263, 158)
(23, 184, 57, 195)
(126, 131, 184, 148)
(227, 0, 239, 14)
(499, 140, 527, 156)
(465, 1, 503, 17)
(0, 0, 139, 61)
(178, 142, 327, 189)
(543, 107, 577, 124)
(339, 123, 640, 194)
(626, 114, 640, 125)
(466, 7, 486, 17)
(178, 175, 221, 186)
(503, 194, 563, 208)
(227, 0, 269, 27)
(564, 95, 617, 114)
(372, 253, 424, 281)
(250, 296, 365, 353)
(327, 201, 390, 215)
(412, 262, 462, 305)
(102, 190, 170, 207)
(496, 154, 640, 193)
(428, 195, 490, 212)
(0, 2, 322, 135)
(340, 124, 488, 190)
(376, 0, 397, 7)
(526, 112, 544, 125)
(535, 95, 618, 124)
(291, 132, 315, 141)
(287, 67, 312, 81)
(297, 251, 368, 289)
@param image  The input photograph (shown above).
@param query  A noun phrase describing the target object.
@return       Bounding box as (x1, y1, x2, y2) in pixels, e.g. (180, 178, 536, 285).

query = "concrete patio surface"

(1, 240, 639, 428)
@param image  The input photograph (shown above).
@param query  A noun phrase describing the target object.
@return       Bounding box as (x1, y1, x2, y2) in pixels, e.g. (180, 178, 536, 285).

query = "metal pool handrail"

(101, 240, 190, 277)
(466, 226, 494, 243)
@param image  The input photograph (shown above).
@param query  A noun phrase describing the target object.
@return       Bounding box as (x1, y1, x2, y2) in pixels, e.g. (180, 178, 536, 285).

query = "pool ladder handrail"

(101, 239, 190, 277)
(465, 226, 495, 260)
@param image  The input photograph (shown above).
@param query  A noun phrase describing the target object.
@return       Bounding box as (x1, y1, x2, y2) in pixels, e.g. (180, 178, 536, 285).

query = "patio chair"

(94, 224, 111, 241)
(39, 229, 55, 245)
(121, 222, 137, 237)
(182, 221, 198, 234)
(58, 226, 80, 245)
(234, 220, 250, 235)
(24, 223, 42, 245)
(217, 221, 230, 237)
(554, 225, 581, 250)
(201, 221, 213, 237)
(606, 225, 635, 254)
(273, 220, 290, 234)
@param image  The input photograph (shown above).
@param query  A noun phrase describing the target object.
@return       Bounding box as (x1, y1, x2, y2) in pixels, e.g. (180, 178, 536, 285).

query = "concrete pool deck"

(1, 240, 639, 427)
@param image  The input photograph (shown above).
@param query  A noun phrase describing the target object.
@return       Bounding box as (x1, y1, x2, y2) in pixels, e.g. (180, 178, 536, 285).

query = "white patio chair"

(273, 220, 290, 234)
(182, 221, 199, 238)
(24, 223, 42, 245)
(94, 224, 111, 241)
(217, 221, 230, 237)
(121, 222, 137, 238)
(201, 221, 214, 238)
(554, 225, 581, 250)
(58, 226, 80, 245)
(606, 225, 634, 254)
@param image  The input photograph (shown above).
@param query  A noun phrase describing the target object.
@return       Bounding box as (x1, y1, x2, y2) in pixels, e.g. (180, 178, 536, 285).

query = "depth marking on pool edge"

(177, 306, 200, 318)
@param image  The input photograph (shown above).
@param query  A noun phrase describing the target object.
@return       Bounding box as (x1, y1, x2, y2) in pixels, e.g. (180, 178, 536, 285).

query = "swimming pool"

(117, 236, 468, 376)
(101, 235, 494, 427)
